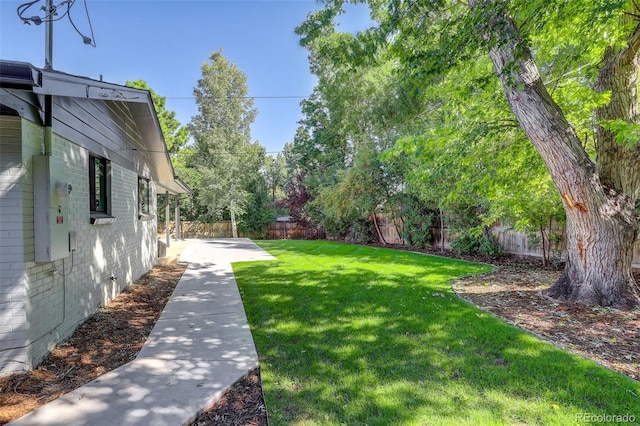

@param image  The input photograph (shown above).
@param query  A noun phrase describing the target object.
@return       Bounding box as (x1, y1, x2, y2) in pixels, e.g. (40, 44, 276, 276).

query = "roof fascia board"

(158, 177, 192, 194)
(34, 70, 148, 103)
(0, 88, 42, 123)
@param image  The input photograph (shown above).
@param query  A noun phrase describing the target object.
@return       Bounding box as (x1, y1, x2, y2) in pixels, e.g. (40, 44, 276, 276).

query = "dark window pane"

(138, 177, 149, 215)
(90, 155, 108, 213)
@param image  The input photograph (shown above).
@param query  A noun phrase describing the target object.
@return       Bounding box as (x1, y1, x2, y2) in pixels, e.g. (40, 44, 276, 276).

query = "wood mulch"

(0, 263, 268, 426)
(1, 246, 638, 425)
(190, 368, 268, 426)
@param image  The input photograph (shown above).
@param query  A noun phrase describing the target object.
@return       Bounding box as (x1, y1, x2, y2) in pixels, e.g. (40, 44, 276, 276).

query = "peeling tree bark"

(468, 0, 640, 309)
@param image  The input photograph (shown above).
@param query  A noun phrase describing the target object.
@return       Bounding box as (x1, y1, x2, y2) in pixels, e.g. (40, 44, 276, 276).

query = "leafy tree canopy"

(189, 50, 266, 229)
(295, 0, 640, 307)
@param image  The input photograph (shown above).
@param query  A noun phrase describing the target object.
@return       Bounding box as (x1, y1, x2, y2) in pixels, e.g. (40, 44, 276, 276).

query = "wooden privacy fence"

(159, 218, 640, 267)
(158, 221, 322, 239)
(491, 226, 639, 267)
(266, 221, 322, 239)
(373, 214, 403, 245)
(158, 221, 235, 238)
(373, 214, 640, 267)
(373, 212, 564, 256)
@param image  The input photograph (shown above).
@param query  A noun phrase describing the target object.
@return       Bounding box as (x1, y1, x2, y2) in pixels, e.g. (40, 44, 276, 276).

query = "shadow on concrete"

(8, 239, 275, 426)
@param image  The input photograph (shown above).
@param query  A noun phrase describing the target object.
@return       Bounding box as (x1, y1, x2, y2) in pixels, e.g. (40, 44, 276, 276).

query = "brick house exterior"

(0, 61, 189, 375)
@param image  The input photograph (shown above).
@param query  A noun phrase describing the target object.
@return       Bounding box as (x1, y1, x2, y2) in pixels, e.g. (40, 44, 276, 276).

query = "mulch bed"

(190, 367, 268, 426)
(0, 262, 268, 426)
(0, 264, 188, 424)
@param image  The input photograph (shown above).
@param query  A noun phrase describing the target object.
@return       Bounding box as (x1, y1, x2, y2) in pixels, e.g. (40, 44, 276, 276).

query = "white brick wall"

(0, 116, 29, 374)
(1, 117, 159, 374)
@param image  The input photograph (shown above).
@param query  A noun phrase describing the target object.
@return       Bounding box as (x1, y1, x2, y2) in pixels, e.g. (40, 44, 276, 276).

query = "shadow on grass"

(234, 241, 640, 426)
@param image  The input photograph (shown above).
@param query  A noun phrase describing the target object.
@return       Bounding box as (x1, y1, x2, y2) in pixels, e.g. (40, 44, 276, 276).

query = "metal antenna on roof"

(16, 0, 57, 69)
(17, 0, 96, 70)
(44, 0, 53, 69)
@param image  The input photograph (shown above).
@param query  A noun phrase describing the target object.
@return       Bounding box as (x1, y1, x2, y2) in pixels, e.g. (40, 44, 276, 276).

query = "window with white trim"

(89, 154, 115, 225)
(138, 176, 151, 219)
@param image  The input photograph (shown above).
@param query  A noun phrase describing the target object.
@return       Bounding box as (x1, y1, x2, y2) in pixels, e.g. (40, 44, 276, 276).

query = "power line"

(126, 148, 283, 154)
(17, 0, 96, 46)
(166, 96, 307, 100)
(67, 0, 96, 46)
(18, 0, 67, 25)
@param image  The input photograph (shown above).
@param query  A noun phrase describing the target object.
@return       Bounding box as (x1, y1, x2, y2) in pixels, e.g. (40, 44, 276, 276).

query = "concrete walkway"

(9, 238, 275, 426)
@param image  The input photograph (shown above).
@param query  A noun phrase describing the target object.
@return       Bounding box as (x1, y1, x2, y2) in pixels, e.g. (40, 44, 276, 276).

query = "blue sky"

(0, 0, 371, 154)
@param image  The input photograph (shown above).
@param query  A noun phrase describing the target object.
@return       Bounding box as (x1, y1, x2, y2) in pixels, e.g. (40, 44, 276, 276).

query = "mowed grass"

(233, 240, 640, 425)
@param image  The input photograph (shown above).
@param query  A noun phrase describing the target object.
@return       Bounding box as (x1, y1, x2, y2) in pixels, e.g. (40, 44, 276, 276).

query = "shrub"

(450, 229, 503, 258)
(450, 232, 483, 255)
(346, 219, 376, 244)
(397, 196, 437, 248)
(478, 232, 503, 258)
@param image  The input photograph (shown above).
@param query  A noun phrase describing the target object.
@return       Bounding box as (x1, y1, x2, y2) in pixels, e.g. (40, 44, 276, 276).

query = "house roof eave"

(36, 67, 148, 103)
(158, 176, 192, 195)
(126, 99, 190, 195)
(0, 60, 191, 195)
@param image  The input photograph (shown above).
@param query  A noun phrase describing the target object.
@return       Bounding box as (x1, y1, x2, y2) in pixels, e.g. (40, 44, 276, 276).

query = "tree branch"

(622, 11, 640, 20)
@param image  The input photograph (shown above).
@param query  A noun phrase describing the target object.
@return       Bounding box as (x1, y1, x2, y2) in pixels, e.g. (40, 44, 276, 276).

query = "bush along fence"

(157, 220, 323, 240)
(371, 214, 639, 268)
(158, 218, 640, 268)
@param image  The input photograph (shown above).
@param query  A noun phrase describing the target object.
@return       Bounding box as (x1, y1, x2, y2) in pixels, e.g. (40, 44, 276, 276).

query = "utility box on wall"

(33, 155, 71, 262)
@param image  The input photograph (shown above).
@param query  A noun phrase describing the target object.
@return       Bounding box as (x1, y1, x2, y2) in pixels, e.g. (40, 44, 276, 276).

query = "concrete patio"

(8, 238, 275, 426)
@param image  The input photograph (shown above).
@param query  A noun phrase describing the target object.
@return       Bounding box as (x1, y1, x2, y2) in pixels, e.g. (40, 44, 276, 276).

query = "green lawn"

(233, 240, 640, 425)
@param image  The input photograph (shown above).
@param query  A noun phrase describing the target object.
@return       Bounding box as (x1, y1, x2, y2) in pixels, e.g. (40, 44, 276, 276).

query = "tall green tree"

(465, 0, 640, 308)
(238, 172, 274, 238)
(170, 146, 210, 222)
(264, 153, 286, 202)
(299, 0, 640, 308)
(189, 50, 265, 237)
(289, 29, 408, 241)
(381, 57, 564, 239)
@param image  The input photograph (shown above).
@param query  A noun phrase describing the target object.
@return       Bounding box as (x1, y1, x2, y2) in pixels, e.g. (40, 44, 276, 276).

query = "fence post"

(175, 197, 181, 240)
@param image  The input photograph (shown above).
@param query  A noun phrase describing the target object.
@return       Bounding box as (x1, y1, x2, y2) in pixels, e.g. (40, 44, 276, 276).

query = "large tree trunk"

(469, 0, 640, 309)
(549, 178, 638, 307)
